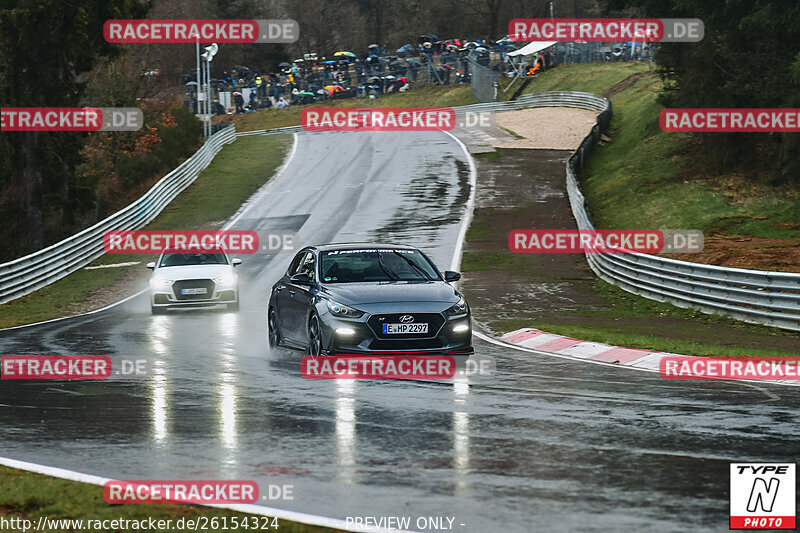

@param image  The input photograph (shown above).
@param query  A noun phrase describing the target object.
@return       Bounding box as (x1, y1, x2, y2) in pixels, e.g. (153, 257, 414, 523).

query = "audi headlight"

(327, 299, 364, 318)
(150, 278, 173, 287)
(213, 273, 237, 286)
(446, 297, 468, 317)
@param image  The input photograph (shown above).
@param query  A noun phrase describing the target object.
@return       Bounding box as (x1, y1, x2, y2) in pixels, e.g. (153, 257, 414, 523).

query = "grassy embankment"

(0, 465, 341, 533)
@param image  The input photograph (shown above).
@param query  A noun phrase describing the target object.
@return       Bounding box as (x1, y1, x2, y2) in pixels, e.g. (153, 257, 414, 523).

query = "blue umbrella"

(322, 60, 337, 65)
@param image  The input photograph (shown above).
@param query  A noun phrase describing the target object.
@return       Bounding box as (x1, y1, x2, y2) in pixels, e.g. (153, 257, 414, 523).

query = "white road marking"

(0, 456, 417, 533)
(84, 262, 140, 270)
(441, 130, 476, 274)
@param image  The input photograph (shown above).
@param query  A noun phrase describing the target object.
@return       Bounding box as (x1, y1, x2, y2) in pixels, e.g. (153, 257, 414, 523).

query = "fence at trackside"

(468, 56, 498, 103)
(0, 124, 237, 304)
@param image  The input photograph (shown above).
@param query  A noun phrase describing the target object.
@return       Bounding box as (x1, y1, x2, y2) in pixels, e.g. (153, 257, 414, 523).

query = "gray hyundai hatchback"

(268, 243, 473, 355)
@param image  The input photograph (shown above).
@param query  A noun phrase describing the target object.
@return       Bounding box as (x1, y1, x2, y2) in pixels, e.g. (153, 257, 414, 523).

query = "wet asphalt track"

(1, 131, 799, 532)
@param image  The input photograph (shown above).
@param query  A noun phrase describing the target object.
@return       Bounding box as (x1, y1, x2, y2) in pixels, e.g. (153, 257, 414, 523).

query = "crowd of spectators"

(182, 36, 645, 114)
(184, 36, 498, 114)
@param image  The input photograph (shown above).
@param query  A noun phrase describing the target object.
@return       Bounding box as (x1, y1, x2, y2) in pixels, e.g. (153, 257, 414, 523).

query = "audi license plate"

(383, 323, 428, 334)
(180, 287, 207, 295)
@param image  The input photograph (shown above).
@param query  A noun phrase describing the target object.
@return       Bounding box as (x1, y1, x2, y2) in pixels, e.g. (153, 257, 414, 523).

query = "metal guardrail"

(550, 91, 800, 332)
(235, 92, 609, 137)
(8, 94, 798, 332)
(238, 93, 800, 330)
(0, 124, 237, 304)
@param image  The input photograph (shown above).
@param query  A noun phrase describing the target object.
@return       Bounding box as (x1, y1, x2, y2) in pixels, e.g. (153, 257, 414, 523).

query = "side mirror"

(290, 272, 312, 285)
(444, 271, 461, 282)
(146, 262, 156, 270)
(232, 258, 242, 266)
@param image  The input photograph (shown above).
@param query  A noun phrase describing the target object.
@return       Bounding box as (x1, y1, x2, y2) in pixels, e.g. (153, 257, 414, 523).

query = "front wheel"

(268, 307, 281, 348)
(308, 314, 322, 356)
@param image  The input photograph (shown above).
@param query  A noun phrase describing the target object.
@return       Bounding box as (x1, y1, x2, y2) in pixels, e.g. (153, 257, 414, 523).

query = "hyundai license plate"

(383, 323, 428, 334)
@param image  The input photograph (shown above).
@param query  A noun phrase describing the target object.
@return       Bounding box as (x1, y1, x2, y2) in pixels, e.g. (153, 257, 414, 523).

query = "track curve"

(1, 131, 799, 532)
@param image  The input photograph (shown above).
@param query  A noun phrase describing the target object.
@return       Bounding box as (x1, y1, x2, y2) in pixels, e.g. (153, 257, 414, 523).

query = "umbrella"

(338, 59, 351, 64)
(368, 43, 379, 48)
(185, 81, 198, 86)
(334, 51, 356, 57)
(323, 85, 344, 92)
(297, 91, 315, 97)
(385, 75, 396, 80)
(366, 76, 380, 83)
(369, 54, 380, 60)
(474, 46, 487, 52)
(397, 44, 414, 53)
(321, 60, 337, 65)
(233, 91, 242, 96)
(278, 62, 291, 67)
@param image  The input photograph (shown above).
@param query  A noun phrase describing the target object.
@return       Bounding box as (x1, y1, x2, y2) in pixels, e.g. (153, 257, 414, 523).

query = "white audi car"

(146, 251, 241, 314)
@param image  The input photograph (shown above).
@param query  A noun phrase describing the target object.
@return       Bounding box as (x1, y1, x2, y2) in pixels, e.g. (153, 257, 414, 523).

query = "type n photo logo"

(730, 463, 795, 529)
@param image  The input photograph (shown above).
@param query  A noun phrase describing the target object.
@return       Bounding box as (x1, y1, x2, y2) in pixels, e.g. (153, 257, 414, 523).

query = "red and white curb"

(497, 328, 800, 387)
(500, 328, 676, 370)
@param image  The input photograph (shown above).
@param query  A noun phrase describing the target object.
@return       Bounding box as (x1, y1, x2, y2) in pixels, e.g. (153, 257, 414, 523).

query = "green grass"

(582, 74, 800, 240)
(0, 135, 291, 329)
(461, 62, 800, 355)
(531, 324, 799, 357)
(0, 465, 341, 533)
(232, 85, 477, 133)
(502, 62, 650, 97)
(236, 63, 651, 133)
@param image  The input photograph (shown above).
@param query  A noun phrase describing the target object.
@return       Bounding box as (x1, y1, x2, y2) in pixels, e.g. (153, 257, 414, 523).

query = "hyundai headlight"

(327, 299, 364, 318)
(446, 297, 468, 317)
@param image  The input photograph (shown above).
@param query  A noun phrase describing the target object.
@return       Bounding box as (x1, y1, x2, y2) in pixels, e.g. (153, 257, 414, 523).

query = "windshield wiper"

(376, 253, 400, 280)
(392, 251, 433, 281)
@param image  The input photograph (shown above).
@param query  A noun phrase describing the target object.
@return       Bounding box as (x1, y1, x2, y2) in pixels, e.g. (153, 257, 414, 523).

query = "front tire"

(268, 307, 281, 348)
(308, 313, 322, 356)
